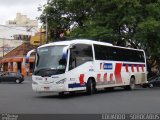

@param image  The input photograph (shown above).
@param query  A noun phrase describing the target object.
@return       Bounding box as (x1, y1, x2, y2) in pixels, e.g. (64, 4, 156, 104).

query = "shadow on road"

(0, 81, 31, 85)
(34, 87, 152, 99)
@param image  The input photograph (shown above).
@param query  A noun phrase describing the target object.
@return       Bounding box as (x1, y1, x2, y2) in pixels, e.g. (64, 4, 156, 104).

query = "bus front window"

(34, 46, 67, 76)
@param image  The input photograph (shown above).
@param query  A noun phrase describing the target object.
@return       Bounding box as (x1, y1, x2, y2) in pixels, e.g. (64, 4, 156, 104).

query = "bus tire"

(125, 77, 135, 90)
(70, 91, 75, 94)
(105, 87, 114, 91)
(142, 84, 147, 88)
(86, 78, 96, 95)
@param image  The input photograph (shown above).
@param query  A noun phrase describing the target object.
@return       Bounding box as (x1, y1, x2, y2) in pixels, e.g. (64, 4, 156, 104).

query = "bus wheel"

(125, 77, 135, 90)
(142, 84, 147, 88)
(105, 87, 114, 91)
(86, 78, 96, 95)
(70, 91, 75, 95)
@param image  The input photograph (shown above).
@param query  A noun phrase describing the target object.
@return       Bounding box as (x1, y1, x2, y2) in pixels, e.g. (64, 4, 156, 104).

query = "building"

(6, 13, 38, 27)
(0, 25, 34, 40)
(0, 38, 23, 57)
(1, 13, 38, 39)
(0, 13, 38, 57)
(30, 28, 46, 46)
(0, 42, 37, 76)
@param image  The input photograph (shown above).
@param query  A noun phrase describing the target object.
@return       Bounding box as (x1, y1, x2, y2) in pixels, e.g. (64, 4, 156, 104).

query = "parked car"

(0, 72, 24, 84)
(143, 75, 160, 88)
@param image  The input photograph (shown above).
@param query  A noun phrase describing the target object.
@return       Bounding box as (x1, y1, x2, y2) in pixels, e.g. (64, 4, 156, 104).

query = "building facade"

(0, 39, 23, 57)
(6, 13, 38, 27)
(0, 42, 36, 76)
(0, 13, 38, 57)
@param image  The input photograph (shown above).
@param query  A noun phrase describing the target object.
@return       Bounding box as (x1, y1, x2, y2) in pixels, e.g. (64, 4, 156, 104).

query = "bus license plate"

(44, 87, 50, 90)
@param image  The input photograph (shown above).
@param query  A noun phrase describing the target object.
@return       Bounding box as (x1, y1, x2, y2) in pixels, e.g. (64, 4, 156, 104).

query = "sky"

(0, 0, 47, 25)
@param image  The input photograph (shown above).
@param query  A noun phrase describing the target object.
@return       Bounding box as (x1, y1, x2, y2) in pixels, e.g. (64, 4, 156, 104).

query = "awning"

(0, 57, 35, 63)
(0, 57, 23, 63)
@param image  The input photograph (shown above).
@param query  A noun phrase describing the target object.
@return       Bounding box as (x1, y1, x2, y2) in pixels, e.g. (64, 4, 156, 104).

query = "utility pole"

(46, 0, 50, 44)
(2, 38, 4, 57)
(2, 38, 5, 72)
(46, 16, 48, 43)
(40, 26, 42, 45)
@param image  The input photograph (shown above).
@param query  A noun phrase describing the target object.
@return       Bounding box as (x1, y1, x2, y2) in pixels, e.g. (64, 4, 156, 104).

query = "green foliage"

(40, 0, 160, 58)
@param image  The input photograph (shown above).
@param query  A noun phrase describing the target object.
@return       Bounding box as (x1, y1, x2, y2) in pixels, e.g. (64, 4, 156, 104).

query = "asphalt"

(0, 77, 160, 114)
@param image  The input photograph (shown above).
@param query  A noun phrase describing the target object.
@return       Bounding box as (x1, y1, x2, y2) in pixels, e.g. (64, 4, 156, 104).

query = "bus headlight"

(56, 78, 66, 84)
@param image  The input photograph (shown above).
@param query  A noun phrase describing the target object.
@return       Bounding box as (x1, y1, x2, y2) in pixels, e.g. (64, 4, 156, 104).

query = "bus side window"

(69, 56, 77, 70)
(69, 44, 93, 70)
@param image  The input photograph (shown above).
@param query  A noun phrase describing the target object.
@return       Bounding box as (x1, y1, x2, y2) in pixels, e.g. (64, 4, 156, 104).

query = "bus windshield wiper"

(34, 68, 53, 75)
(33, 67, 65, 77)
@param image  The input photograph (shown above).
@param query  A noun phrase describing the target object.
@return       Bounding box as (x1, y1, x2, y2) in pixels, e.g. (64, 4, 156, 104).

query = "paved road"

(0, 77, 160, 114)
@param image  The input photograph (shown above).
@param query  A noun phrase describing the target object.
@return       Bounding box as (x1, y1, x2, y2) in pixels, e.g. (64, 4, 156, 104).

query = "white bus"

(27, 39, 147, 95)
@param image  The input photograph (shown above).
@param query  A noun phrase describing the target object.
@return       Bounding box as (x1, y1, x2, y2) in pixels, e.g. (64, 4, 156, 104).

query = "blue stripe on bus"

(68, 83, 86, 88)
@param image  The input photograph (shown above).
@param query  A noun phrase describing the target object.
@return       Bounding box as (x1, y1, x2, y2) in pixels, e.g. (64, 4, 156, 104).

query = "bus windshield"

(34, 45, 67, 76)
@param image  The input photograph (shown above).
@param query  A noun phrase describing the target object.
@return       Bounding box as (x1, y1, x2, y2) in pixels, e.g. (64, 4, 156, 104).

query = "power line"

(0, 24, 36, 32)
(0, 37, 26, 41)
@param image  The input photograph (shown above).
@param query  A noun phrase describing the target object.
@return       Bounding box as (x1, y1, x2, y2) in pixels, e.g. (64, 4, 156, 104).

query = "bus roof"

(38, 39, 113, 48)
(38, 39, 144, 52)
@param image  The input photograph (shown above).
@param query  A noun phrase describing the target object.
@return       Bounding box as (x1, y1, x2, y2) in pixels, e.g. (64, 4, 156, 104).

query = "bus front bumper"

(32, 83, 67, 93)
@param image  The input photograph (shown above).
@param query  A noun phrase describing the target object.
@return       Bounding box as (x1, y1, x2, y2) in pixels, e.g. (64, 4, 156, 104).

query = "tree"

(40, 0, 70, 41)
(40, 0, 160, 73)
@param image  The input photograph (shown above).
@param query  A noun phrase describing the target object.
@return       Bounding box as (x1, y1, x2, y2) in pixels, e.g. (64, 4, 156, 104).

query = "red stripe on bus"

(131, 64, 134, 72)
(125, 64, 129, 72)
(79, 74, 84, 85)
(142, 64, 144, 72)
(97, 74, 101, 82)
(114, 63, 122, 84)
(103, 73, 107, 82)
(137, 64, 139, 72)
(110, 73, 113, 82)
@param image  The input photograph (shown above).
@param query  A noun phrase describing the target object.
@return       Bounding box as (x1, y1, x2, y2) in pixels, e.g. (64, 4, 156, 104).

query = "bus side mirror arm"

(59, 59, 66, 65)
(69, 45, 76, 49)
(26, 49, 36, 63)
